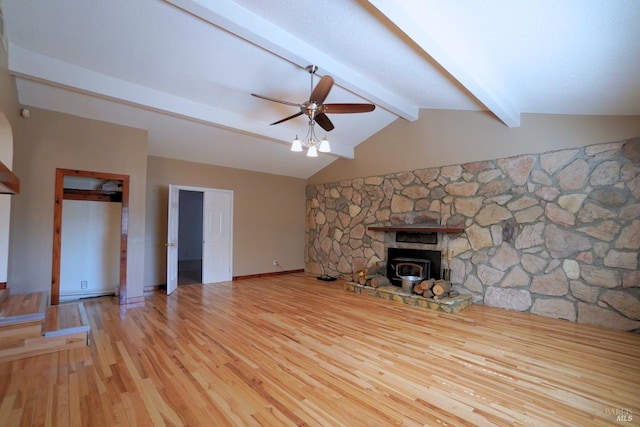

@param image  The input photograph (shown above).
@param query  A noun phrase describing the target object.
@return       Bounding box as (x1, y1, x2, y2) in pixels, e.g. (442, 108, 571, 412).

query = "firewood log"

(358, 273, 381, 286)
(353, 268, 368, 281)
(370, 275, 391, 288)
(413, 284, 424, 294)
(432, 280, 452, 296)
(420, 279, 435, 291)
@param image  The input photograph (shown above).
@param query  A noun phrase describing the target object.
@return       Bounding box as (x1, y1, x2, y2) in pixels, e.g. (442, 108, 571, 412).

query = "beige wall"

(0, 40, 19, 130)
(9, 107, 148, 300)
(310, 110, 640, 184)
(145, 156, 306, 286)
(0, 113, 13, 283)
(0, 40, 19, 283)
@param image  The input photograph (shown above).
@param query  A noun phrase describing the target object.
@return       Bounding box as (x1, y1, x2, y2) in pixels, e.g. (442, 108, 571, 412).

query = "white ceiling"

(3, 0, 640, 179)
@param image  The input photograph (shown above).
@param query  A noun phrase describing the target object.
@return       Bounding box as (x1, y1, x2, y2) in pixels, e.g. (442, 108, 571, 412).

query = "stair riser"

(0, 321, 43, 345)
(0, 332, 89, 364)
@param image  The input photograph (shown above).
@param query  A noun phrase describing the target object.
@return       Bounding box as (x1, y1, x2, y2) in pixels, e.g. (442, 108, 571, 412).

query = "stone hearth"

(345, 282, 472, 314)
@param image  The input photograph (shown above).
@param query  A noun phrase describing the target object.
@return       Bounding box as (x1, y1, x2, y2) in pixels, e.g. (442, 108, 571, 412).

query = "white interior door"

(166, 184, 179, 295)
(202, 190, 233, 283)
(167, 185, 233, 294)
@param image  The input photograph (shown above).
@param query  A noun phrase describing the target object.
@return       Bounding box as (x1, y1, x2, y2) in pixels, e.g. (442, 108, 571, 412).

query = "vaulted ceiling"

(4, 1, 640, 178)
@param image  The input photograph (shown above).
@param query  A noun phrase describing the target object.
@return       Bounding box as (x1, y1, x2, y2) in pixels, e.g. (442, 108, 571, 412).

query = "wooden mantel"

(367, 224, 464, 234)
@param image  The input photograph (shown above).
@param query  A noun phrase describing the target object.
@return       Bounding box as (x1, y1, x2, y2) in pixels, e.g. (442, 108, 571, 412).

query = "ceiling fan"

(251, 65, 376, 132)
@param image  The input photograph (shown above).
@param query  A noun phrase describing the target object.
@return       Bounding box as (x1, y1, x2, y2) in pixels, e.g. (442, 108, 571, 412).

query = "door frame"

(52, 168, 130, 305)
(166, 185, 233, 294)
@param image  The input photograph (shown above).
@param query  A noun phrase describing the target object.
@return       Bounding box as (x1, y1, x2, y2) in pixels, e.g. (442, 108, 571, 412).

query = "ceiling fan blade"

(314, 113, 335, 132)
(251, 93, 300, 107)
(309, 76, 333, 104)
(270, 111, 304, 126)
(322, 103, 376, 114)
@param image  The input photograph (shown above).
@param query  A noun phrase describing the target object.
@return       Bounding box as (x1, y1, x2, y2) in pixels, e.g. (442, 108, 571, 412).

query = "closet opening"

(51, 169, 129, 305)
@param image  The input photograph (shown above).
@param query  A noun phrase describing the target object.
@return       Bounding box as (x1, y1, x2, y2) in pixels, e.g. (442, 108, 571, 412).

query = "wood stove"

(386, 248, 442, 287)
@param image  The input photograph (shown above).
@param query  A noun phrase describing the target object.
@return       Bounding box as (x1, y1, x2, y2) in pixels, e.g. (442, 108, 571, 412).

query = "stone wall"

(305, 137, 640, 332)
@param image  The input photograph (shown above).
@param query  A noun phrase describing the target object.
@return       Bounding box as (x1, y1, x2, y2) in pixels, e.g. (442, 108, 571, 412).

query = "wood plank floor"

(0, 273, 638, 426)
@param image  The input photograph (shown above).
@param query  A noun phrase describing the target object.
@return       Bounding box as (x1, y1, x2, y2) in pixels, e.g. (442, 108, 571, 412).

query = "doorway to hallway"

(166, 185, 233, 295)
(178, 190, 203, 285)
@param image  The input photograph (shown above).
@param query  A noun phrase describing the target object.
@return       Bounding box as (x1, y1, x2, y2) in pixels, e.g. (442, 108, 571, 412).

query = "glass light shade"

(318, 138, 331, 153)
(306, 145, 318, 157)
(291, 137, 303, 152)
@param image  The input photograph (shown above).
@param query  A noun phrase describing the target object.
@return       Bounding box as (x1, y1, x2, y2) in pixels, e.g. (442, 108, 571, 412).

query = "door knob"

(165, 243, 175, 247)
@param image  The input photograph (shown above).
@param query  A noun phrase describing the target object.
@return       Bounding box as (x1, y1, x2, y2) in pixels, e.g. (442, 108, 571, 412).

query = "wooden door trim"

(52, 168, 129, 305)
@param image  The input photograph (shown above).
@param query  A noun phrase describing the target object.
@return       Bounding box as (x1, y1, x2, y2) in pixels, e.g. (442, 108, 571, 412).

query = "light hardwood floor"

(0, 274, 638, 426)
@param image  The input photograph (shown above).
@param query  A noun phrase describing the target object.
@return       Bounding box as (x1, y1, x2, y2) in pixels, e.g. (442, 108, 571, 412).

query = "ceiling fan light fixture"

(306, 145, 318, 157)
(292, 120, 330, 157)
(318, 137, 331, 153)
(253, 65, 374, 158)
(291, 136, 303, 152)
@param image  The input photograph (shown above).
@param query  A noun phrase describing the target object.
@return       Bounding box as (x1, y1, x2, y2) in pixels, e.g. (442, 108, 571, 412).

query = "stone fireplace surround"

(305, 137, 640, 332)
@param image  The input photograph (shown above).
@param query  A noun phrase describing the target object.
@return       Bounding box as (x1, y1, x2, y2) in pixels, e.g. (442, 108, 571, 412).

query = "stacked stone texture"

(306, 138, 640, 331)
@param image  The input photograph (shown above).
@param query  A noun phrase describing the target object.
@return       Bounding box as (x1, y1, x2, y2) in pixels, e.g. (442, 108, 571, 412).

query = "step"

(0, 291, 48, 345)
(0, 291, 47, 326)
(44, 302, 90, 338)
(0, 293, 90, 364)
